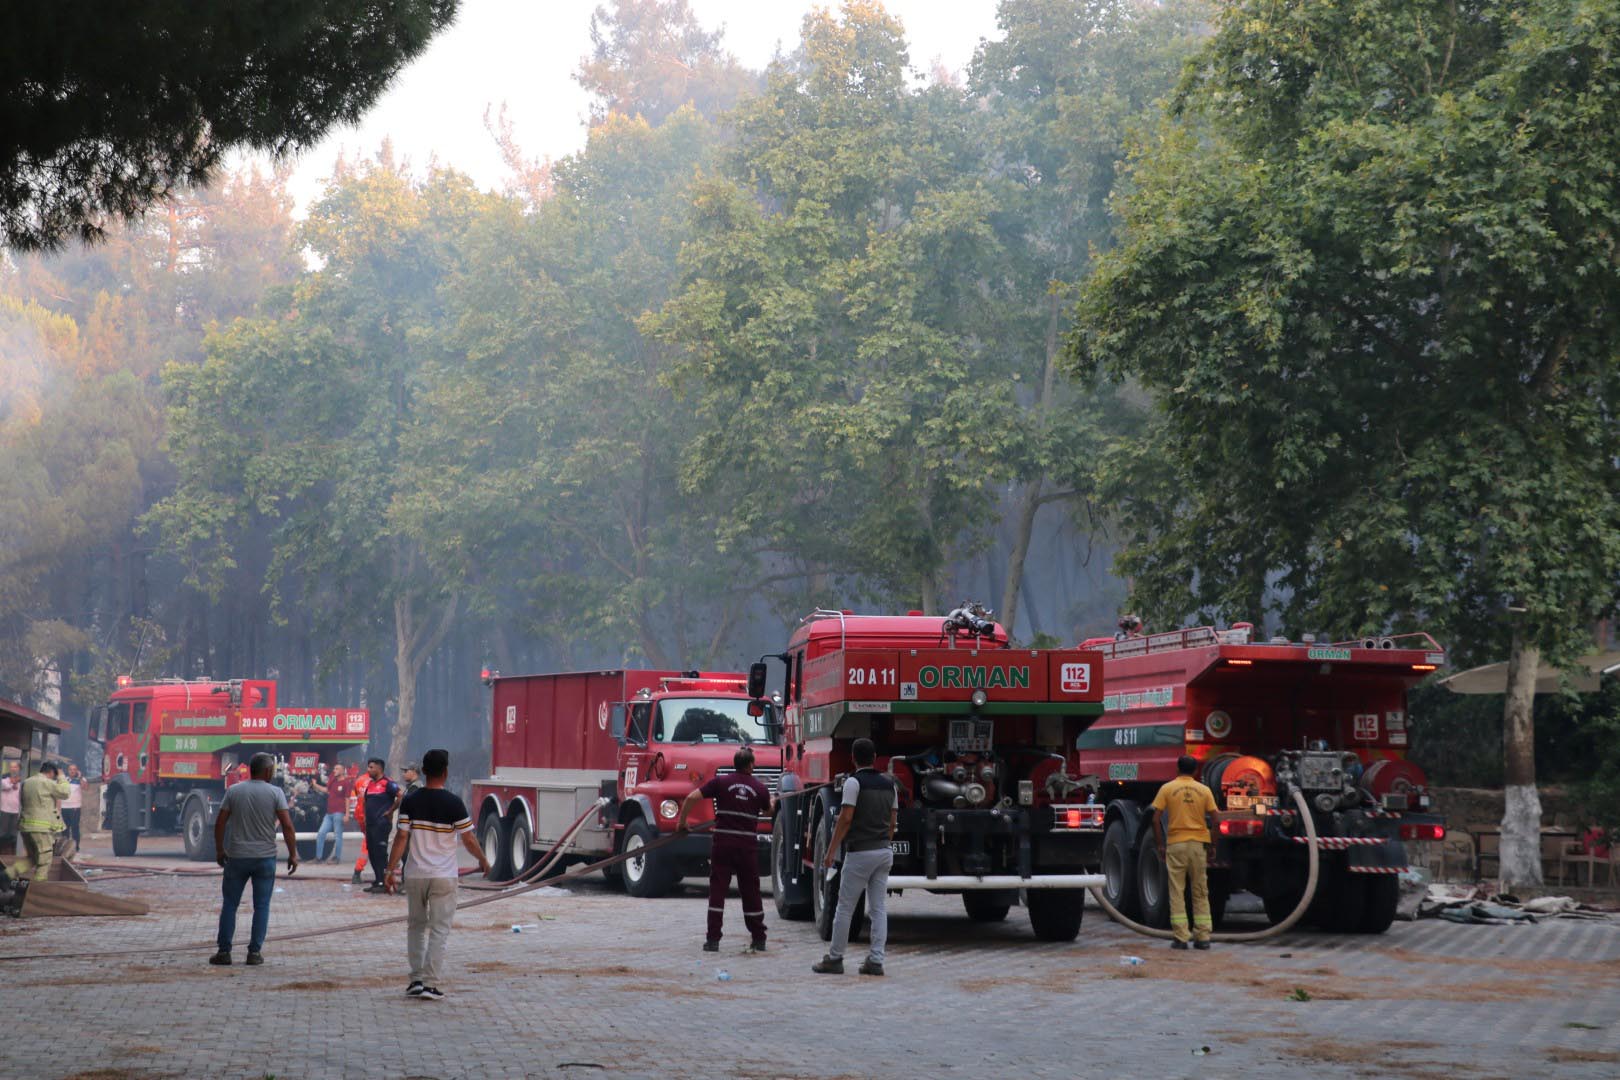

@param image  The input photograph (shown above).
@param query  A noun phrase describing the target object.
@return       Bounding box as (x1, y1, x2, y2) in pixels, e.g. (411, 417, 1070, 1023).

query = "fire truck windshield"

(654, 698, 774, 745)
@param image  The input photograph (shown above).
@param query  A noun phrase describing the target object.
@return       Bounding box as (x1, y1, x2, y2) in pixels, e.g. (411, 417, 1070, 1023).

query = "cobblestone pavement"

(5, 838, 1620, 1080)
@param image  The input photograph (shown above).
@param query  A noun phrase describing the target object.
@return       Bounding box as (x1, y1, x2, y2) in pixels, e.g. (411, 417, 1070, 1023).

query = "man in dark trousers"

(676, 746, 771, 953)
(813, 738, 897, 977)
(359, 757, 402, 893)
(210, 753, 299, 965)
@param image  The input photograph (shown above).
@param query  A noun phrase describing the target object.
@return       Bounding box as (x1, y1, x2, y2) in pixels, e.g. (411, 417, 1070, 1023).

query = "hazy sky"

(274, 0, 1004, 209)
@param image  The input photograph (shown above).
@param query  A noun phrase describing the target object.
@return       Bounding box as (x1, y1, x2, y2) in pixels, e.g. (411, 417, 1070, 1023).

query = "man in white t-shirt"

(384, 749, 489, 1001)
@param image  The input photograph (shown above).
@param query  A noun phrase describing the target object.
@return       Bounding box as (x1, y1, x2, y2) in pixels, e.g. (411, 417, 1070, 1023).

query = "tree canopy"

(0, 1, 457, 250)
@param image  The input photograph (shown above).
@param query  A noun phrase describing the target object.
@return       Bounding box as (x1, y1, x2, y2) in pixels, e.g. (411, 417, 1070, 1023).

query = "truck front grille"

(718, 765, 782, 796)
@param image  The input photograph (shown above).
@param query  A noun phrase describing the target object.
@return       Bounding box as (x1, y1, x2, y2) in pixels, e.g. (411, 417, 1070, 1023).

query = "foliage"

(0, 1, 457, 250)
(578, 0, 758, 123)
(1071, 0, 1620, 669)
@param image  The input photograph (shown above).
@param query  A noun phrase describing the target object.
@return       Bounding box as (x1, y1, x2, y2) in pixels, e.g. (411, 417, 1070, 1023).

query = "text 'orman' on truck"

(470, 668, 782, 895)
(90, 677, 370, 859)
(1078, 623, 1448, 934)
(758, 606, 1108, 943)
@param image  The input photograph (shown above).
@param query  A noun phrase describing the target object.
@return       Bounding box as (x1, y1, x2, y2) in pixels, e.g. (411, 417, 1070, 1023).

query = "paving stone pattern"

(4, 858, 1619, 1080)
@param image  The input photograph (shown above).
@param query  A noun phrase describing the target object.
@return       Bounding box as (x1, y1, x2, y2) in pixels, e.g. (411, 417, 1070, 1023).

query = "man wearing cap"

(7, 760, 70, 888)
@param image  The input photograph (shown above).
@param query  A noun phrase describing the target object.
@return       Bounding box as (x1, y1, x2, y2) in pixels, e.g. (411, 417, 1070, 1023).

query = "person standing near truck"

(360, 758, 402, 893)
(7, 760, 70, 887)
(0, 760, 21, 851)
(813, 738, 898, 977)
(314, 763, 352, 864)
(1150, 755, 1219, 951)
(210, 753, 300, 966)
(384, 749, 489, 1001)
(675, 747, 772, 953)
(60, 763, 83, 856)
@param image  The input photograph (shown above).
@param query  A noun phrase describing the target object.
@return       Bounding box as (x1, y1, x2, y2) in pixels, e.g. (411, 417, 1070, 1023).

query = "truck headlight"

(659, 799, 680, 820)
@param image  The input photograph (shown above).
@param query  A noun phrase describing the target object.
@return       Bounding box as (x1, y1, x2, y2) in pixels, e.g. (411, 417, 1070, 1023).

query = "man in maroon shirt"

(313, 763, 353, 863)
(677, 747, 771, 953)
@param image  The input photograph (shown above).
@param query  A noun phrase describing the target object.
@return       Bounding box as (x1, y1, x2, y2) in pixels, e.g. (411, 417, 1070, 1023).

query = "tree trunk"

(387, 592, 460, 771)
(1497, 627, 1543, 890)
(999, 480, 1042, 641)
(919, 575, 939, 618)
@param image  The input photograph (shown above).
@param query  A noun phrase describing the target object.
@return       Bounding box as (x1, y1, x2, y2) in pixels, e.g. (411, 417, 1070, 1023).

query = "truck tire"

(507, 816, 535, 880)
(1356, 874, 1399, 934)
(1208, 875, 1230, 930)
(622, 817, 677, 898)
(1263, 882, 1305, 926)
(1026, 888, 1084, 941)
(963, 891, 1013, 923)
(108, 790, 139, 857)
(1100, 817, 1142, 921)
(479, 810, 510, 882)
(182, 799, 214, 862)
(811, 813, 863, 943)
(772, 810, 811, 920)
(1135, 831, 1170, 929)
(1320, 862, 1365, 932)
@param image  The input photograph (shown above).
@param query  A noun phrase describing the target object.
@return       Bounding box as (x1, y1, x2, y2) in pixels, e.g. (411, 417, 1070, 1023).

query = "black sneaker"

(1170, 940, 1190, 950)
(208, 951, 231, 966)
(406, 981, 425, 997)
(748, 939, 767, 953)
(351, 870, 362, 884)
(702, 940, 720, 953)
(365, 882, 386, 893)
(245, 951, 264, 966)
(418, 986, 445, 1001)
(858, 959, 884, 977)
(811, 955, 844, 974)
(1193, 941, 1212, 951)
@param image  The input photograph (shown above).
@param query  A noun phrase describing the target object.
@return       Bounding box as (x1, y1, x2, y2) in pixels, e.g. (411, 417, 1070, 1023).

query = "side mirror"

(746, 700, 765, 718)
(610, 704, 626, 741)
(747, 661, 768, 701)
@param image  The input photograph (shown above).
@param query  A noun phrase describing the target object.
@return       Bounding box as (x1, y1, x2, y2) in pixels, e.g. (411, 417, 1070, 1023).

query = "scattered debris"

(1191, 1046, 1211, 1056)
(1118, 955, 1144, 966)
(1418, 884, 1616, 923)
(1287, 988, 1312, 1002)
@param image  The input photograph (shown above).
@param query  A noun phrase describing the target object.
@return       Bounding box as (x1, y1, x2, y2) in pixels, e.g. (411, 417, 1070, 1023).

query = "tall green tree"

(1072, 0, 1620, 887)
(969, 0, 1208, 635)
(156, 158, 495, 768)
(1, 1, 457, 250)
(577, 0, 757, 124)
(655, 1, 1016, 615)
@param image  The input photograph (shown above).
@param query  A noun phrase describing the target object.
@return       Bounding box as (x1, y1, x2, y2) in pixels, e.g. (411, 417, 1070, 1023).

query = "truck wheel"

(622, 817, 677, 898)
(507, 816, 535, 880)
(109, 791, 139, 857)
(1026, 888, 1085, 941)
(1100, 818, 1142, 921)
(772, 811, 811, 920)
(811, 816, 863, 943)
(182, 799, 215, 862)
(1263, 883, 1304, 925)
(1208, 880, 1230, 930)
(1322, 863, 1366, 932)
(479, 811, 510, 881)
(963, 891, 1013, 923)
(1357, 874, 1399, 934)
(1134, 832, 1170, 929)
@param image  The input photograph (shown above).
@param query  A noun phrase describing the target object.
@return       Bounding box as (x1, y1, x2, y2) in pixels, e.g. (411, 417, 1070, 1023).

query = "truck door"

(620, 702, 651, 794)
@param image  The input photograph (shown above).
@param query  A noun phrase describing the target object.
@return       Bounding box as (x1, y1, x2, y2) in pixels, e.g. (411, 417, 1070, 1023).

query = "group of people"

(305, 758, 422, 893)
(211, 749, 489, 1001)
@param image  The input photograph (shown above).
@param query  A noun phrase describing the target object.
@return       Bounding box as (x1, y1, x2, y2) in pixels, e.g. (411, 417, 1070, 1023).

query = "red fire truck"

(471, 669, 783, 896)
(90, 678, 371, 859)
(761, 608, 1108, 942)
(1079, 624, 1447, 933)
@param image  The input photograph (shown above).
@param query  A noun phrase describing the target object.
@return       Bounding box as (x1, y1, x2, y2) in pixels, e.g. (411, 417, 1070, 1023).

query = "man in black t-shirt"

(384, 749, 489, 1001)
(677, 747, 771, 952)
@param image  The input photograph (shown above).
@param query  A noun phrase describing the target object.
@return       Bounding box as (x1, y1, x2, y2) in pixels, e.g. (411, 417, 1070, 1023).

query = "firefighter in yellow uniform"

(1150, 755, 1219, 950)
(10, 760, 71, 885)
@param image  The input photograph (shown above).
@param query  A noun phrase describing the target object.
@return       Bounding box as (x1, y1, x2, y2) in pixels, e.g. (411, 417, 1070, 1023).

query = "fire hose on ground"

(1086, 787, 1321, 943)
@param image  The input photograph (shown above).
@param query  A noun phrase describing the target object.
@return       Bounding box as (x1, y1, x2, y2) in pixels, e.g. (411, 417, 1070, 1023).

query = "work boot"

(858, 959, 884, 977)
(702, 940, 720, 953)
(1170, 939, 1190, 951)
(245, 951, 264, 966)
(811, 955, 844, 974)
(208, 951, 231, 966)
(1193, 941, 1212, 951)
(351, 869, 362, 884)
(748, 939, 767, 953)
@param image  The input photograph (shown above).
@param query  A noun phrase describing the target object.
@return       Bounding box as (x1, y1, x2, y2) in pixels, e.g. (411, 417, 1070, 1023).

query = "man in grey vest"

(812, 738, 897, 976)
